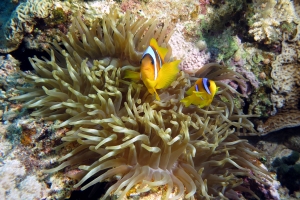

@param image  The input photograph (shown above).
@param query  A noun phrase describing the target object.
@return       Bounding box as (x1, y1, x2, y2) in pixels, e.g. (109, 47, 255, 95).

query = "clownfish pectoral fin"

(124, 70, 140, 81)
(180, 95, 195, 107)
(185, 86, 195, 96)
(143, 78, 160, 101)
(193, 91, 210, 100)
(155, 60, 181, 89)
(193, 91, 212, 108)
(150, 38, 169, 62)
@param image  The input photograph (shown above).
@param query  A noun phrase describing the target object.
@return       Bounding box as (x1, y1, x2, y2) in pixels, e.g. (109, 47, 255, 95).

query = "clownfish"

(124, 38, 180, 100)
(180, 78, 218, 108)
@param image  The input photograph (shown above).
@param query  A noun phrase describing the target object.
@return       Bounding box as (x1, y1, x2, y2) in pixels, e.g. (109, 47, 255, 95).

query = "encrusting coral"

(11, 8, 273, 200)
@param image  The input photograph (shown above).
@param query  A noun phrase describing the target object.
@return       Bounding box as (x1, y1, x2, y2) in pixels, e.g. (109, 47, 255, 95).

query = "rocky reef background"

(1, 0, 300, 199)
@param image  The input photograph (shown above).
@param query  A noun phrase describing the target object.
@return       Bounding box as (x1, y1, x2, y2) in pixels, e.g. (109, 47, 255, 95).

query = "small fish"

(180, 78, 218, 108)
(124, 38, 180, 100)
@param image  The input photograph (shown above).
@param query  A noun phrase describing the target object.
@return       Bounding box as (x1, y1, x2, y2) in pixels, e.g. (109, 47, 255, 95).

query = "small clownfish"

(124, 38, 180, 101)
(180, 78, 218, 108)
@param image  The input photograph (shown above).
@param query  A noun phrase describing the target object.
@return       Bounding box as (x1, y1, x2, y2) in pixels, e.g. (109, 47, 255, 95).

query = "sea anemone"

(11, 8, 272, 199)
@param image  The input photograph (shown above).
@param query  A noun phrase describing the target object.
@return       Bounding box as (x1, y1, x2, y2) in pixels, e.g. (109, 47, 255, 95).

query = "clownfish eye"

(202, 78, 211, 95)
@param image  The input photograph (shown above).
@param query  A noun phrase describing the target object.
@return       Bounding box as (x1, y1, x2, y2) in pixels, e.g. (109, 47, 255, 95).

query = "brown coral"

(0, 0, 53, 53)
(258, 34, 300, 135)
(11, 9, 272, 200)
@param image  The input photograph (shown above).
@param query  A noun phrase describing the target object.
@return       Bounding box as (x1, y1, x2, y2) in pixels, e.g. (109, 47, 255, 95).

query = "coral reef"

(235, 44, 275, 117)
(0, 54, 26, 124)
(0, 52, 75, 199)
(272, 151, 300, 195)
(257, 110, 300, 135)
(120, 0, 143, 13)
(0, 1, 18, 38)
(257, 33, 300, 135)
(0, 54, 21, 98)
(247, 0, 299, 44)
(203, 29, 239, 63)
(79, 0, 117, 20)
(139, 0, 200, 22)
(0, 116, 75, 199)
(0, 0, 54, 53)
(199, 0, 246, 33)
(9, 7, 274, 200)
(0, 159, 48, 199)
(253, 133, 300, 199)
(169, 24, 210, 75)
(284, 131, 300, 152)
(270, 38, 300, 112)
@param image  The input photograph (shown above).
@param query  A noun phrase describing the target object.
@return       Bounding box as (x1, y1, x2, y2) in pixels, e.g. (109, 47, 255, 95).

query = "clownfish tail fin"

(180, 96, 193, 107)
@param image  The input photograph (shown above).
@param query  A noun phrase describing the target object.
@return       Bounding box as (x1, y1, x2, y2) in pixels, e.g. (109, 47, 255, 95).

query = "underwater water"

(0, 0, 300, 200)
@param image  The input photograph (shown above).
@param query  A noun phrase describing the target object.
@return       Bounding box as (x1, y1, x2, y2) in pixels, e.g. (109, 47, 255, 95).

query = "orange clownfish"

(124, 38, 180, 100)
(180, 78, 218, 108)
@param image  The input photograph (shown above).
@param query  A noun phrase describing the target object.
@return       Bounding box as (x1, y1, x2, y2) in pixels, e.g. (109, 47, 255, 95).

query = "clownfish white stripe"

(155, 49, 162, 70)
(142, 46, 159, 80)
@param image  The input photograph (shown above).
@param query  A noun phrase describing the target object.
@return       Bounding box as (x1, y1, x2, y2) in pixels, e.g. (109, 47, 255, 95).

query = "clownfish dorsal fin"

(149, 38, 168, 63)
